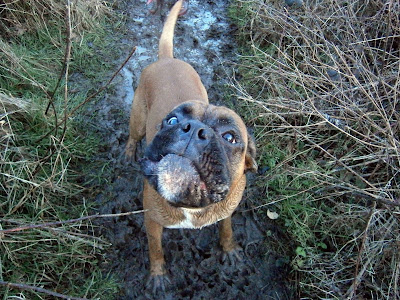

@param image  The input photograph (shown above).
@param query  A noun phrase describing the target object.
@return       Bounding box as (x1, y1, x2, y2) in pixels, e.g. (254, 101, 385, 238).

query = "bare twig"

(37, 45, 137, 143)
(60, 0, 73, 143)
(44, 1, 72, 116)
(0, 280, 87, 300)
(49, 227, 109, 249)
(29, 1, 73, 182)
(0, 209, 146, 235)
(68, 45, 137, 117)
(345, 214, 398, 298)
(348, 202, 376, 299)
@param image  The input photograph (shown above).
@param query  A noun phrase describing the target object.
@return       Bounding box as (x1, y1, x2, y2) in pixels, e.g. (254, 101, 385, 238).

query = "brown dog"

(125, 0, 257, 292)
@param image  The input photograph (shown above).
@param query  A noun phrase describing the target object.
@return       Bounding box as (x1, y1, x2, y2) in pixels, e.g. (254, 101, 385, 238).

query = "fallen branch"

(0, 280, 87, 300)
(0, 209, 146, 235)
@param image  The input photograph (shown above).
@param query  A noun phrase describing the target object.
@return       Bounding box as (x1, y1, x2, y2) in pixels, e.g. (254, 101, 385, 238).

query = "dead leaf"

(267, 209, 279, 220)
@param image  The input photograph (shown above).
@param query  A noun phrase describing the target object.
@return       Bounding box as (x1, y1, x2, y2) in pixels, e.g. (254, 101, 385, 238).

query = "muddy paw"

(178, 0, 189, 16)
(221, 246, 243, 267)
(124, 140, 137, 163)
(146, 273, 171, 294)
(147, 0, 189, 16)
(146, 0, 161, 15)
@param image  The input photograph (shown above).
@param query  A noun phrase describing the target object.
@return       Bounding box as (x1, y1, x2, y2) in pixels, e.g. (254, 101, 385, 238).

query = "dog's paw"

(124, 140, 137, 163)
(221, 245, 243, 267)
(178, 0, 189, 16)
(146, 273, 171, 295)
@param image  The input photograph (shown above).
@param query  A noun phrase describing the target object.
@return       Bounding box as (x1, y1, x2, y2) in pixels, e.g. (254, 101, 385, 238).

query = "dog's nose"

(180, 120, 210, 141)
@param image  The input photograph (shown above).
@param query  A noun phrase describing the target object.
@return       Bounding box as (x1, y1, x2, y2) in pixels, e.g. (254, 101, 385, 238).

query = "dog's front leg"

(144, 214, 169, 292)
(219, 216, 243, 266)
(125, 84, 147, 162)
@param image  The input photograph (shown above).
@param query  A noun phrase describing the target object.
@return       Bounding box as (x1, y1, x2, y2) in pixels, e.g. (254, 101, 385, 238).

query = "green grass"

(0, 1, 122, 298)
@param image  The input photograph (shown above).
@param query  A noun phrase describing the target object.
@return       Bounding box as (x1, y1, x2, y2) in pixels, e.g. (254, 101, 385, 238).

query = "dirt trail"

(91, 0, 292, 298)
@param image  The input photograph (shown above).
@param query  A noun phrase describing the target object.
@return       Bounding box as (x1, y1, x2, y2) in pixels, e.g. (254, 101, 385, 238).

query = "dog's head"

(140, 100, 257, 208)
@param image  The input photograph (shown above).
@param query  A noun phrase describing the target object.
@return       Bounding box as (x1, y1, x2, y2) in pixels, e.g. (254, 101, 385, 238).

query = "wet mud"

(90, 0, 293, 298)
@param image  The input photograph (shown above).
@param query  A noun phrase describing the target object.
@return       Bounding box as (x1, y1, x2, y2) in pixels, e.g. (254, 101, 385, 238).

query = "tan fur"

(158, 0, 181, 58)
(125, 0, 255, 282)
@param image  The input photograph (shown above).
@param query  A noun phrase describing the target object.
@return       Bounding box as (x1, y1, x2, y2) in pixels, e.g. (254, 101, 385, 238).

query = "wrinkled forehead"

(172, 101, 248, 135)
(172, 100, 206, 116)
(205, 105, 246, 131)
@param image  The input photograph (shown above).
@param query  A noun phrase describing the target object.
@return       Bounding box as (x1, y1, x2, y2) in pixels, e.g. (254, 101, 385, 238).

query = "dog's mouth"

(140, 154, 228, 208)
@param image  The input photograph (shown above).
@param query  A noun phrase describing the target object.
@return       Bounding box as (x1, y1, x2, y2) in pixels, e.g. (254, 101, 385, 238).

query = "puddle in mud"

(89, 0, 293, 298)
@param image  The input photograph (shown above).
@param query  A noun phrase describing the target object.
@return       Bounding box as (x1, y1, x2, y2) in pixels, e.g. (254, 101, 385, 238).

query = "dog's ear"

(245, 132, 258, 173)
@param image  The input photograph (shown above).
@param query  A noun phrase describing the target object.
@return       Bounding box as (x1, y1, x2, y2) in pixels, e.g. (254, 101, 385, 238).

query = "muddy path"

(90, 0, 292, 298)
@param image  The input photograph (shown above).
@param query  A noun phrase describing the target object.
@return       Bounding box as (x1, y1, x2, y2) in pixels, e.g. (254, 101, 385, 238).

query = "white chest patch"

(166, 208, 221, 229)
(166, 208, 199, 229)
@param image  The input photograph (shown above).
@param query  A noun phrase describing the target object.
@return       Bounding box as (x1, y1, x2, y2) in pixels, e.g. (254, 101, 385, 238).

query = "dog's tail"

(158, 0, 183, 59)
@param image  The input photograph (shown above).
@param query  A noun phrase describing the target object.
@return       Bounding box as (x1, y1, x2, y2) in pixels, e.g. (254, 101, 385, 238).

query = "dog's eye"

(167, 116, 178, 125)
(222, 132, 236, 144)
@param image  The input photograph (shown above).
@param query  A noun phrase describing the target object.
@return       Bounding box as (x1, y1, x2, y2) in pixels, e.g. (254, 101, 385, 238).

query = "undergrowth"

(0, 0, 121, 298)
(229, 0, 399, 299)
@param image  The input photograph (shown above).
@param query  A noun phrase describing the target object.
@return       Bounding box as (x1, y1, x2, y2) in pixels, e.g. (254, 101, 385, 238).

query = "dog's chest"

(165, 207, 226, 229)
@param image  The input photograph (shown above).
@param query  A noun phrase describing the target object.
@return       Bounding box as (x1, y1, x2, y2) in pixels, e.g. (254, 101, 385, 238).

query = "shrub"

(229, 0, 400, 298)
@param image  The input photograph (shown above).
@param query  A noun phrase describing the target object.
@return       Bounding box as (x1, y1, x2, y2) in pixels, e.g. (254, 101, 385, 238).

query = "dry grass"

(0, 92, 116, 298)
(230, 0, 399, 298)
(0, 0, 110, 38)
(0, 0, 119, 298)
